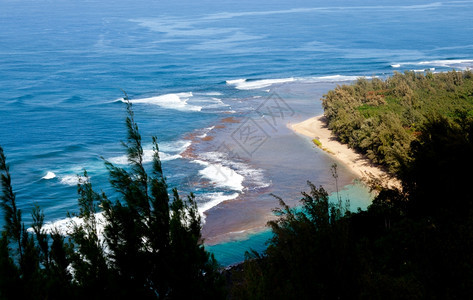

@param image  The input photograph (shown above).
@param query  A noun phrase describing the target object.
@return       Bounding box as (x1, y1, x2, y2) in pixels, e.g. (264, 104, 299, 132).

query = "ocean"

(1, 0, 472, 266)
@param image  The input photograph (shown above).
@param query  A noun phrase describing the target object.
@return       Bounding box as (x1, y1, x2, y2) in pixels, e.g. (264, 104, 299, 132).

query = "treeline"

(228, 113, 473, 299)
(0, 101, 224, 299)
(321, 70, 473, 172)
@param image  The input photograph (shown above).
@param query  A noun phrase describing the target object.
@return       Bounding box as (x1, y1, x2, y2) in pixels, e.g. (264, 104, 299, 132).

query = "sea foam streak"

(107, 140, 190, 165)
(122, 92, 202, 112)
(199, 192, 240, 213)
(198, 192, 240, 223)
(226, 75, 362, 90)
(392, 59, 473, 70)
(226, 78, 295, 90)
(28, 213, 106, 236)
(108, 150, 180, 165)
(197, 126, 215, 139)
(299, 75, 363, 82)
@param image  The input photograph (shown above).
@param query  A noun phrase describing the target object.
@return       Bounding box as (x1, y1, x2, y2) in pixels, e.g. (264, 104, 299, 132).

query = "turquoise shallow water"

(1, 0, 472, 265)
(207, 181, 374, 266)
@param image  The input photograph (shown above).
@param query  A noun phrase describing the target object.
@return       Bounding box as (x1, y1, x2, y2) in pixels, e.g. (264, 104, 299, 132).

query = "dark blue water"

(1, 0, 472, 265)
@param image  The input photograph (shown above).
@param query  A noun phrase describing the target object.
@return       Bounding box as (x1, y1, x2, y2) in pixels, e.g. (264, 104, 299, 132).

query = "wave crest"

(122, 92, 202, 112)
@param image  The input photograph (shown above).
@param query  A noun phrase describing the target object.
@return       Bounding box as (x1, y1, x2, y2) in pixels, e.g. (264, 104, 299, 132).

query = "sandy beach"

(289, 115, 400, 189)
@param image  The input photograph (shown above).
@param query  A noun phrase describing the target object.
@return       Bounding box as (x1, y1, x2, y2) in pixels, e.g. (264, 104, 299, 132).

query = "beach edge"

(289, 115, 400, 189)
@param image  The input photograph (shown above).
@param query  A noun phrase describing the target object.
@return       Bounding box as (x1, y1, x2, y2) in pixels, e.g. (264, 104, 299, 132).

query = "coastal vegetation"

(321, 70, 473, 173)
(0, 100, 224, 299)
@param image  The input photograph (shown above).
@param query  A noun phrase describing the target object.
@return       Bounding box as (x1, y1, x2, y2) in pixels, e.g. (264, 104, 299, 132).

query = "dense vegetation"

(321, 70, 473, 172)
(228, 114, 473, 299)
(0, 100, 224, 299)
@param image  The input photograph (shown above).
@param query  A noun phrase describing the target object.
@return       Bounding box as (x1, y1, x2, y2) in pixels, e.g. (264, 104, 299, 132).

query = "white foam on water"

(416, 59, 473, 68)
(108, 150, 180, 165)
(196, 126, 215, 139)
(28, 212, 106, 237)
(197, 91, 223, 96)
(298, 74, 363, 82)
(194, 159, 244, 191)
(122, 92, 202, 112)
(393, 59, 473, 70)
(198, 192, 240, 223)
(391, 64, 401, 68)
(195, 151, 271, 192)
(226, 78, 295, 90)
(59, 175, 87, 186)
(189, 96, 229, 109)
(226, 75, 364, 90)
(159, 140, 192, 153)
(226, 79, 246, 85)
(42, 171, 57, 180)
(107, 140, 190, 165)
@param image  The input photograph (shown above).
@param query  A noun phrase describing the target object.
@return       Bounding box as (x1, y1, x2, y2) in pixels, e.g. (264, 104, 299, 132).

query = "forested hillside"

(321, 70, 473, 172)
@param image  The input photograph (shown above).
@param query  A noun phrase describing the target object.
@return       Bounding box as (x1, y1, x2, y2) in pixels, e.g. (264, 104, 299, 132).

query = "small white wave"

(194, 159, 244, 191)
(198, 192, 240, 223)
(107, 154, 130, 165)
(199, 192, 240, 213)
(416, 59, 473, 68)
(28, 212, 105, 236)
(200, 151, 271, 190)
(394, 59, 473, 70)
(226, 78, 295, 90)
(226, 75, 364, 90)
(391, 64, 401, 68)
(160, 152, 181, 161)
(159, 140, 191, 153)
(59, 175, 87, 186)
(123, 92, 202, 112)
(42, 171, 56, 180)
(189, 97, 229, 109)
(298, 75, 364, 82)
(226, 79, 246, 85)
(197, 91, 223, 96)
(107, 140, 190, 165)
(108, 150, 180, 165)
(196, 126, 215, 139)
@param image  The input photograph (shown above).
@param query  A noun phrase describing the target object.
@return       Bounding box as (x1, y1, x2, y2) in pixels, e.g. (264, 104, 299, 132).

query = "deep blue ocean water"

(1, 0, 473, 265)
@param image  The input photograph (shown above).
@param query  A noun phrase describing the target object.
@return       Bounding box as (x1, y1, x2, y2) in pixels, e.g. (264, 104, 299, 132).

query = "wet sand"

(289, 115, 400, 188)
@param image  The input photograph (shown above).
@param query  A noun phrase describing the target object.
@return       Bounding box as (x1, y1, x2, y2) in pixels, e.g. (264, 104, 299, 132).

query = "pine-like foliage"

(0, 97, 224, 299)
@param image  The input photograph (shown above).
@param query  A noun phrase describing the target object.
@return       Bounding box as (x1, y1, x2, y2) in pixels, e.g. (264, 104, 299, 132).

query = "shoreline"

(289, 115, 400, 189)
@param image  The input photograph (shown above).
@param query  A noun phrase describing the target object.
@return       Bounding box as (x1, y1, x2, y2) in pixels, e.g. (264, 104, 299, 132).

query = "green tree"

(0, 97, 224, 299)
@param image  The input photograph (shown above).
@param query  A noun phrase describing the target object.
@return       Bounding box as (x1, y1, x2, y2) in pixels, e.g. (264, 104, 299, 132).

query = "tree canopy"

(321, 70, 473, 172)
(0, 99, 224, 299)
